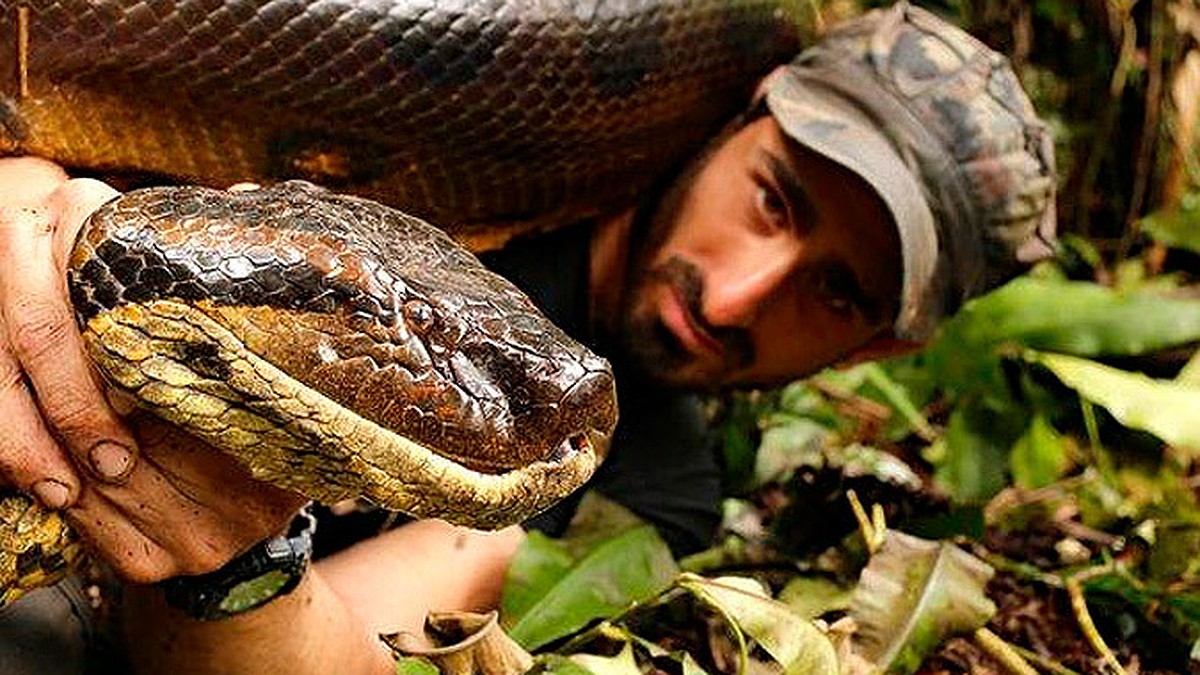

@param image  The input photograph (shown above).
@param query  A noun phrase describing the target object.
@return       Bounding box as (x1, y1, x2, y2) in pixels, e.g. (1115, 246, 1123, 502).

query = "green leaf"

(557, 492, 649, 559)
(1177, 349, 1200, 385)
(1029, 351, 1200, 453)
(777, 576, 854, 620)
(1140, 201, 1200, 254)
(677, 574, 839, 675)
(1084, 572, 1200, 651)
(933, 405, 1020, 504)
(502, 532, 576, 623)
(1010, 414, 1069, 489)
(860, 362, 935, 440)
(719, 393, 769, 495)
(925, 278, 1200, 396)
(567, 644, 641, 675)
(394, 657, 439, 675)
(533, 654, 596, 675)
(754, 418, 830, 484)
(504, 526, 678, 651)
(849, 532, 996, 674)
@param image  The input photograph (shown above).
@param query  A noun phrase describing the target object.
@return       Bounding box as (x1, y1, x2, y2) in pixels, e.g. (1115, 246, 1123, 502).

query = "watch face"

(161, 507, 315, 620)
(220, 570, 294, 615)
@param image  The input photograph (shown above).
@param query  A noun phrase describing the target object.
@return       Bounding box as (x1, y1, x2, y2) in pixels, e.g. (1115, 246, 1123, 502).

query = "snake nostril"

(558, 369, 618, 458)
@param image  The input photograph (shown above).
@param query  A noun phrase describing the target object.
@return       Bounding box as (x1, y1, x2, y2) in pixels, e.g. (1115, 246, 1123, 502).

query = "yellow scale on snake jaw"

(83, 298, 600, 522)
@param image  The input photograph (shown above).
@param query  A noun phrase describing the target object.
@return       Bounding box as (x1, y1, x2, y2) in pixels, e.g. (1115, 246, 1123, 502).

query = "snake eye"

(402, 299, 435, 332)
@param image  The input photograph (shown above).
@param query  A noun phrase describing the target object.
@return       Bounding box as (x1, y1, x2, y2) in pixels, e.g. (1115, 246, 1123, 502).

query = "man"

(0, 4, 1055, 673)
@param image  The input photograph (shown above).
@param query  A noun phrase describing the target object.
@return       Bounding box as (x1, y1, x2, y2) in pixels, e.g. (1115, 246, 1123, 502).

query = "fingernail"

(89, 441, 133, 481)
(31, 479, 70, 510)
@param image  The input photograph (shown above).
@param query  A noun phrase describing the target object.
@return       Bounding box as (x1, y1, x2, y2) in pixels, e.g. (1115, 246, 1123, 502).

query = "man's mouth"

(660, 285, 724, 359)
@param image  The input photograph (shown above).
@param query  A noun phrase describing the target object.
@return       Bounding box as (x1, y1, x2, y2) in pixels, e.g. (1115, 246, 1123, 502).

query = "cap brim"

(766, 69, 940, 340)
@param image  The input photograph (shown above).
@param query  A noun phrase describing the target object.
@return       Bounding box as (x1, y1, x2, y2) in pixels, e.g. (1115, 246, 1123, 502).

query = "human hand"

(0, 157, 136, 508)
(0, 159, 305, 583)
(69, 413, 308, 583)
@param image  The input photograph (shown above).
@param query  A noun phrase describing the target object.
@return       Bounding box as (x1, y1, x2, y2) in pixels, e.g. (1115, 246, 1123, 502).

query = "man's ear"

(837, 334, 924, 368)
(752, 66, 788, 104)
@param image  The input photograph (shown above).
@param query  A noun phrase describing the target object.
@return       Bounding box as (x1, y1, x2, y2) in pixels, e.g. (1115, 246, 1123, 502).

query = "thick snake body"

(0, 0, 808, 604)
(2, 0, 807, 248)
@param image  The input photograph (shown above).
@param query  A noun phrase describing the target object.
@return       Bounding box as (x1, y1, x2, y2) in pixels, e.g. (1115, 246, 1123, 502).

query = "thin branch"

(846, 490, 881, 554)
(1080, 400, 1117, 484)
(1010, 643, 1084, 675)
(1120, 0, 1167, 258)
(1066, 575, 1127, 675)
(974, 628, 1038, 675)
(17, 6, 29, 99)
(1075, 6, 1139, 235)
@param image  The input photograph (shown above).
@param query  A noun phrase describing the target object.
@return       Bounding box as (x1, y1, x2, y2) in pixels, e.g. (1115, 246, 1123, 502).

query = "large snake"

(0, 0, 807, 604)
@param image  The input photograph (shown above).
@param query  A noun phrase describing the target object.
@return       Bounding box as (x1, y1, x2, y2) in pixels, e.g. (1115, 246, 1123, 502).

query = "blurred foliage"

(482, 147, 1200, 675)
(469, 1, 1200, 673)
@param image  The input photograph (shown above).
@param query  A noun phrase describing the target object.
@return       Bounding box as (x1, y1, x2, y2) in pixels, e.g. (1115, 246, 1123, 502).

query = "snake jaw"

(68, 183, 619, 526)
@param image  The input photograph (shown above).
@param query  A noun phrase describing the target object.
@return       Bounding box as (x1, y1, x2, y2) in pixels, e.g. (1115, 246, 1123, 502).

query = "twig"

(1119, 0, 1166, 258)
(17, 6, 29, 99)
(1066, 575, 1127, 675)
(1075, 5, 1138, 235)
(974, 548, 1064, 588)
(846, 490, 885, 554)
(861, 363, 936, 441)
(1080, 400, 1117, 484)
(974, 628, 1038, 675)
(809, 378, 891, 427)
(1010, 643, 1084, 675)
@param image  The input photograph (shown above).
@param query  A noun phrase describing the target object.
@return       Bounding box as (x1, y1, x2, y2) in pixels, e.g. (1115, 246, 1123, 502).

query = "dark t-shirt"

(481, 223, 722, 556)
(313, 222, 721, 558)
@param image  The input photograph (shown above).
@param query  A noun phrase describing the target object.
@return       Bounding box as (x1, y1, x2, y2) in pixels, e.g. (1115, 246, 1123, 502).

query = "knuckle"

(0, 422, 71, 494)
(0, 206, 51, 241)
(46, 397, 106, 436)
(8, 294, 74, 361)
(0, 357, 24, 394)
(112, 549, 179, 585)
(177, 541, 237, 577)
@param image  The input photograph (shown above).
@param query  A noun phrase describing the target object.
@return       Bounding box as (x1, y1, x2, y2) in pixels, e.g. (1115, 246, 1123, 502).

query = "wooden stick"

(974, 628, 1038, 675)
(1010, 643, 1084, 675)
(1066, 576, 1126, 675)
(17, 6, 30, 98)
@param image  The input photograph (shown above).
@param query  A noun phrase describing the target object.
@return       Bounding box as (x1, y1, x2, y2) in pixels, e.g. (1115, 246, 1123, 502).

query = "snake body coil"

(0, 0, 808, 604)
(2, 0, 806, 247)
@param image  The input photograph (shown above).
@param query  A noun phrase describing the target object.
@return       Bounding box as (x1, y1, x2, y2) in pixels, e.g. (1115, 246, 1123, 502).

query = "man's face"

(619, 115, 904, 389)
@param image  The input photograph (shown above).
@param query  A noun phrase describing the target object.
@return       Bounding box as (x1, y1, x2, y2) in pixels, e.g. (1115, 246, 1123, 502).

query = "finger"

(0, 200, 137, 484)
(67, 487, 180, 584)
(45, 178, 121, 268)
(0, 338, 77, 508)
(86, 416, 304, 577)
(0, 158, 68, 207)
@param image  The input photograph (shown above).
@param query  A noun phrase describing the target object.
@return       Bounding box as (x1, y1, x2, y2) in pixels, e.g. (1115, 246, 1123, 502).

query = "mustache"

(649, 257, 754, 368)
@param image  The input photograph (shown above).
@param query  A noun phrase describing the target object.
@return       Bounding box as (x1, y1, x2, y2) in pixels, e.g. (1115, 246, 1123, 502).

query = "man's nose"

(702, 240, 800, 328)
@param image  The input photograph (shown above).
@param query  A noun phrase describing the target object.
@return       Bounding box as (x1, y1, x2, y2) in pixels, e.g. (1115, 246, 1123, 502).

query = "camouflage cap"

(765, 2, 1057, 340)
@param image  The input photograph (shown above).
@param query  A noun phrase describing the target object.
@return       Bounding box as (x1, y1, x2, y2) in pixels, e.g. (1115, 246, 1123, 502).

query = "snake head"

(68, 182, 617, 527)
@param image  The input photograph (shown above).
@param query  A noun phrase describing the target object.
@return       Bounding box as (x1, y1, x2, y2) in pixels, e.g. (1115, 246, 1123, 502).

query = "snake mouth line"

(82, 299, 607, 529)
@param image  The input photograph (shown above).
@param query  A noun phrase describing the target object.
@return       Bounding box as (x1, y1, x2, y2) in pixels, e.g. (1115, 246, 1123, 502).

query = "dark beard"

(619, 256, 755, 388)
(613, 147, 756, 388)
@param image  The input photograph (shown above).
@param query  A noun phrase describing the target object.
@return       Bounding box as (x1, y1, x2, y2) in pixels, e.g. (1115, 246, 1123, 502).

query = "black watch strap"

(160, 505, 317, 621)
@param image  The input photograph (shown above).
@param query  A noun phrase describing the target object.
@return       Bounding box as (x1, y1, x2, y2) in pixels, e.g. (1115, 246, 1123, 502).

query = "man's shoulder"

(479, 220, 596, 339)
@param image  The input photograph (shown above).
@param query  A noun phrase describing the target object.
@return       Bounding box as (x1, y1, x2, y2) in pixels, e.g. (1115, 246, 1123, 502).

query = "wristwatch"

(160, 506, 317, 621)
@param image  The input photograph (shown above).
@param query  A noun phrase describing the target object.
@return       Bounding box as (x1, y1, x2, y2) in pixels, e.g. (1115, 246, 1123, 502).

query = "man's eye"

(817, 267, 859, 316)
(755, 184, 789, 230)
